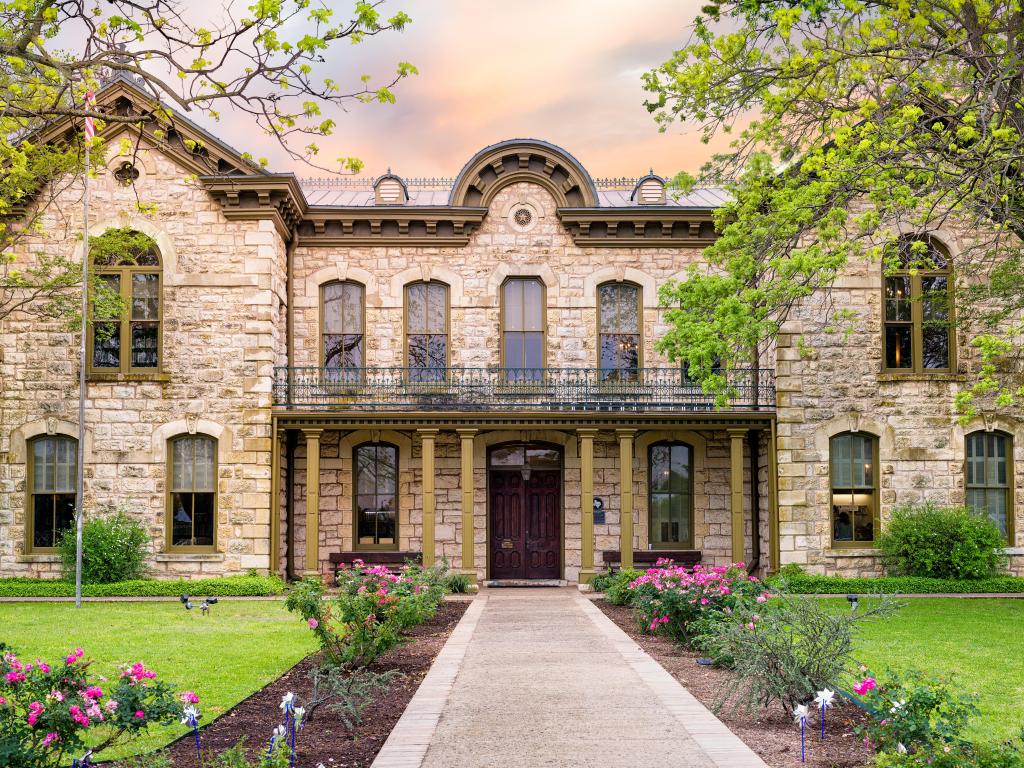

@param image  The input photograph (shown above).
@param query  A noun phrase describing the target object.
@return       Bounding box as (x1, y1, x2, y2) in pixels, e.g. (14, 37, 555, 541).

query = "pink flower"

(47, 690, 64, 702)
(85, 686, 103, 700)
(68, 705, 90, 727)
(134, 710, 145, 719)
(104, 700, 119, 713)
(853, 678, 877, 696)
(746, 622, 756, 630)
(37, 661, 50, 673)
(307, 618, 319, 630)
(27, 702, 44, 727)
(5, 671, 26, 684)
(86, 703, 103, 721)
(0, 696, 6, 706)
(756, 595, 768, 604)
(75, 648, 84, 658)
(42, 732, 60, 747)
(180, 691, 200, 705)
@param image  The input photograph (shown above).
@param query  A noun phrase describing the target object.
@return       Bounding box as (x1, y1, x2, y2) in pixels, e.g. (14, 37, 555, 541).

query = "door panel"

(489, 471, 525, 579)
(524, 470, 560, 578)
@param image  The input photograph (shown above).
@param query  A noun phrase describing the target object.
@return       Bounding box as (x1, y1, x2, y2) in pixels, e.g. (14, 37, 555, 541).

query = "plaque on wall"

(592, 497, 605, 525)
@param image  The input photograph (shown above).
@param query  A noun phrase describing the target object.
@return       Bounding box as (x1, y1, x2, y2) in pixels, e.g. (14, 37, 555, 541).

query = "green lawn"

(0, 600, 317, 759)
(845, 597, 1024, 742)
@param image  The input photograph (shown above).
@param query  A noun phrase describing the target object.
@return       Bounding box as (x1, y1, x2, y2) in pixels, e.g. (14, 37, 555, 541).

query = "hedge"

(772, 573, 1024, 595)
(0, 575, 287, 598)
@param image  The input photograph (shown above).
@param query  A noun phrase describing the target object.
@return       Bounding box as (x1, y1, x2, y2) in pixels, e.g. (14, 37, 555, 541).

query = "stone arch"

(300, 264, 381, 308)
(337, 429, 414, 458)
(484, 263, 560, 306)
(151, 418, 231, 464)
(813, 413, 895, 458)
(951, 416, 1024, 463)
(634, 430, 711, 549)
(635, 430, 708, 473)
(386, 265, 466, 309)
(449, 139, 599, 209)
(9, 418, 93, 463)
(473, 429, 578, 463)
(69, 216, 177, 281)
(583, 267, 659, 308)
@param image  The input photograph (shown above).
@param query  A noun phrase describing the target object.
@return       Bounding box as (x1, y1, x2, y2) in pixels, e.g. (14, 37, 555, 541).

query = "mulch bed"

(160, 600, 468, 768)
(596, 599, 873, 768)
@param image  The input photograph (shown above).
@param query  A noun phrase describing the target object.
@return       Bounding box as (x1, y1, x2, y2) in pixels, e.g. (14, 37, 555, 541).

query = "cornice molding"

(556, 207, 718, 248)
(297, 205, 488, 247)
(200, 175, 305, 241)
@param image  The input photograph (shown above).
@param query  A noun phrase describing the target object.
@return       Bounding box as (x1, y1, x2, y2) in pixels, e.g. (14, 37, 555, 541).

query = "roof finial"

(386, 166, 392, 175)
(649, 167, 654, 176)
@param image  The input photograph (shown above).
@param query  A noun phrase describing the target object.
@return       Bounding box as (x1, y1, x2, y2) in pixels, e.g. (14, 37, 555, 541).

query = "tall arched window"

(598, 282, 641, 381)
(27, 435, 77, 550)
(89, 230, 161, 373)
(830, 432, 879, 546)
(649, 442, 693, 548)
(322, 281, 365, 381)
(405, 281, 449, 383)
(883, 236, 954, 372)
(966, 431, 1013, 541)
(354, 443, 398, 549)
(168, 435, 217, 550)
(501, 277, 545, 381)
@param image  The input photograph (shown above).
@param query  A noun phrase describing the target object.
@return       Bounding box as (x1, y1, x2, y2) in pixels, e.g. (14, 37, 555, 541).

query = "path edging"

(576, 594, 771, 768)
(370, 592, 488, 768)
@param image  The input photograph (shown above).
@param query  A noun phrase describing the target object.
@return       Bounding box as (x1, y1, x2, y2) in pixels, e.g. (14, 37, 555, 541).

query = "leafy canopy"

(645, 0, 1024, 414)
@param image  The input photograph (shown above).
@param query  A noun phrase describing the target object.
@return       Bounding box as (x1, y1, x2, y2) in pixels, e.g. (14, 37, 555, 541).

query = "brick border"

(576, 594, 770, 768)
(371, 592, 488, 768)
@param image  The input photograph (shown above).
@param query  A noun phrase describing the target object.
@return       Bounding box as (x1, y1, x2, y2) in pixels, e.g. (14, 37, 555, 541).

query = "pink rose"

(307, 618, 319, 630)
(853, 677, 877, 696)
(180, 691, 199, 704)
(134, 710, 145, 719)
(42, 732, 60, 747)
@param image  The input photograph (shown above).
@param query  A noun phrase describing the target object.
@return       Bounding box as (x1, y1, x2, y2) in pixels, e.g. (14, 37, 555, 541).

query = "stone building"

(0, 78, 1019, 582)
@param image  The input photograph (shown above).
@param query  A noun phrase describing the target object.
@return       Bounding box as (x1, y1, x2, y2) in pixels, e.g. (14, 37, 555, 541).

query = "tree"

(644, 0, 1024, 416)
(0, 0, 414, 322)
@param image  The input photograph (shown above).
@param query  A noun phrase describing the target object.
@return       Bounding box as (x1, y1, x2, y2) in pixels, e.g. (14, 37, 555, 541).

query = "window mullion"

(121, 268, 131, 373)
(911, 274, 923, 373)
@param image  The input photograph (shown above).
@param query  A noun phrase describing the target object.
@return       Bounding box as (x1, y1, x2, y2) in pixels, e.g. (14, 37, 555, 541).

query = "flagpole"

(75, 98, 93, 610)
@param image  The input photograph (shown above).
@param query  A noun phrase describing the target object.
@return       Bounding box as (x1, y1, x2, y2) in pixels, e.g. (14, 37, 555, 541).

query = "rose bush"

(0, 645, 185, 768)
(626, 560, 770, 644)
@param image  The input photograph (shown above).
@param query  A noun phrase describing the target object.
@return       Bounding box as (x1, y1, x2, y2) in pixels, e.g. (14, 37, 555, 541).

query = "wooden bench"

(600, 550, 702, 571)
(328, 551, 422, 572)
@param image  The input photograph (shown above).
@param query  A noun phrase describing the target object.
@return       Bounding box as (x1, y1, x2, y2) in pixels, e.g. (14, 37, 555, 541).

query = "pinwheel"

(813, 688, 836, 739)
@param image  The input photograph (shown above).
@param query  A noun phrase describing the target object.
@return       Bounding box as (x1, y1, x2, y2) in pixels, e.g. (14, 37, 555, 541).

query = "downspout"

(747, 429, 761, 576)
(283, 228, 298, 580)
(285, 429, 297, 580)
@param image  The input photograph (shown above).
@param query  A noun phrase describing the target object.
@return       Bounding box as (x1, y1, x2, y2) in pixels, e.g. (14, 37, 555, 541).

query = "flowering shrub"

(0, 645, 185, 768)
(627, 561, 768, 643)
(285, 560, 449, 668)
(873, 738, 1024, 768)
(853, 667, 978, 755)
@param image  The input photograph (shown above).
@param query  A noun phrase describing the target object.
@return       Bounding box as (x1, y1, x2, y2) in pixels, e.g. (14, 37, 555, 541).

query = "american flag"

(83, 91, 97, 141)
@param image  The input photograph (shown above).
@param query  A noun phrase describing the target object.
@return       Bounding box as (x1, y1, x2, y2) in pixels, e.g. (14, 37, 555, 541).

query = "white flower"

(897, 743, 908, 754)
(279, 692, 295, 712)
(813, 689, 836, 710)
(180, 705, 200, 726)
(793, 704, 810, 724)
(890, 700, 906, 714)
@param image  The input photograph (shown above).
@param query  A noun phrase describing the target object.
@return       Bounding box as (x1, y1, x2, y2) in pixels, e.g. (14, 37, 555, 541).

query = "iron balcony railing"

(273, 367, 775, 412)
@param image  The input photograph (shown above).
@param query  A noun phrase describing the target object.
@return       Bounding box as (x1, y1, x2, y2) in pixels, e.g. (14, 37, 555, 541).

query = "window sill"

(825, 548, 879, 558)
(16, 553, 61, 563)
(877, 372, 965, 383)
(154, 553, 224, 562)
(1002, 547, 1024, 556)
(87, 372, 170, 383)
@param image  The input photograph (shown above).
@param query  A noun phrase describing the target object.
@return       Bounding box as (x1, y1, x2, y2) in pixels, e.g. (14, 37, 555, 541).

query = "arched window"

(27, 435, 77, 550)
(89, 230, 161, 373)
(354, 443, 398, 550)
(648, 442, 693, 548)
(168, 435, 217, 550)
(405, 281, 449, 383)
(966, 431, 1013, 541)
(322, 281, 365, 381)
(830, 432, 879, 546)
(883, 236, 954, 372)
(598, 282, 641, 382)
(501, 277, 545, 382)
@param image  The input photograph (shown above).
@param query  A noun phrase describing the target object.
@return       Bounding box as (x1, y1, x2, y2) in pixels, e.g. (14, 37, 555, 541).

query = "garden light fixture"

(847, 594, 859, 613)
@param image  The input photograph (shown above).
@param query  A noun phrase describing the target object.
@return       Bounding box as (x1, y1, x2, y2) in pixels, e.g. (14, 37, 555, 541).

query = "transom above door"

(488, 443, 562, 579)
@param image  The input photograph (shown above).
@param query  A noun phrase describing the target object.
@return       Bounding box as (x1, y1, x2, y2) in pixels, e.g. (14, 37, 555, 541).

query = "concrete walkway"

(373, 588, 768, 768)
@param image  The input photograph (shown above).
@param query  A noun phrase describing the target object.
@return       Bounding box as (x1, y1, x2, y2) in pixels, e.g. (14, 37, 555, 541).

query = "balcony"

(272, 367, 775, 412)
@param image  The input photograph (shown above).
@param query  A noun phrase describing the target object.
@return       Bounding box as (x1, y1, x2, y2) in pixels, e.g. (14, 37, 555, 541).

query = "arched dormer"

(449, 139, 599, 208)
(630, 173, 667, 205)
(374, 171, 409, 205)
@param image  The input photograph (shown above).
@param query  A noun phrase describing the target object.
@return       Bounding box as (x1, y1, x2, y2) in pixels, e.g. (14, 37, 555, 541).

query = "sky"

(204, 0, 726, 181)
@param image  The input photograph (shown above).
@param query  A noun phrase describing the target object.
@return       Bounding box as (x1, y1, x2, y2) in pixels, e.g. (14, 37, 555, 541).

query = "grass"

(842, 597, 1024, 742)
(0, 600, 317, 759)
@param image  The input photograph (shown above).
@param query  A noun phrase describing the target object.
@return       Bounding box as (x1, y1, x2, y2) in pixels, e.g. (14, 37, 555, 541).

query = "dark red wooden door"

(489, 468, 560, 579)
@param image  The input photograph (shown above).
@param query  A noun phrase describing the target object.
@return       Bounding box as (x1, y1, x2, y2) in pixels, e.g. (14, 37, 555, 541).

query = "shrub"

(853, 667, 979, 755)
(286, 560, 450, 668)
(444, 572, 471, 593)
(703, 594, 897, 714)
(628, 561, 768, 643)
(306, 667, 401, 731)
(57, 507, 149, 584)
(874, 738, 1024, 768)
(0, 575, 286, 598)
(770, 573, 1024, 594)
(776, 563, 806, 578)
(0, 647, 186, 768)
(602, 569, 643, 605)
(878, 502, 1007, 579)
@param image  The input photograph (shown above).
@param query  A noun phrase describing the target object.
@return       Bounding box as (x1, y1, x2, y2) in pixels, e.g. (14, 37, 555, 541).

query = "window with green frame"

(598, 281, 641, 382)
(354, 443, 398, 549)
(648, 442, 693, 548)
(28, 435, 77, 550)
(966, 431, 1013, 542)
(830, 432, 879, 546)
(167, 435, 217, 550)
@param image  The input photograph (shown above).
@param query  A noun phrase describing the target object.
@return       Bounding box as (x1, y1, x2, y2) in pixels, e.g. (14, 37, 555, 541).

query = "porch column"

(270, 419, 280, 577)
(457, 429, 478, 581)
(302, 428, 322, 576)
(768, 420, 780, 574)
(617, 429, 636, 570)
(728, 428, 746, 564)
(578, 429, 598, 584)
(419, 429, 438, 567)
